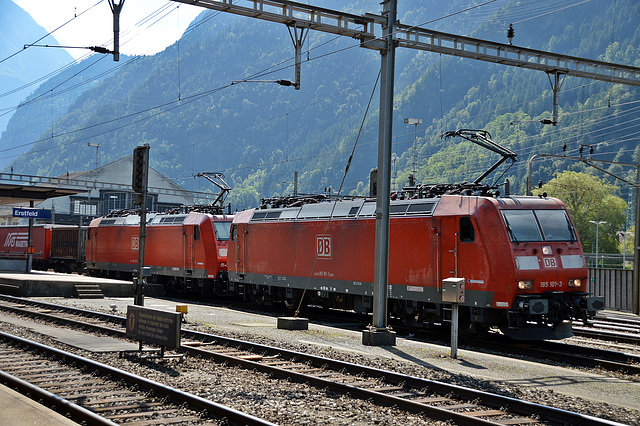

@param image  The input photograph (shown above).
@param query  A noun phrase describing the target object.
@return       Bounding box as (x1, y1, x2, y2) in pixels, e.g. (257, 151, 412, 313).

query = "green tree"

(535, 171, 627, 255)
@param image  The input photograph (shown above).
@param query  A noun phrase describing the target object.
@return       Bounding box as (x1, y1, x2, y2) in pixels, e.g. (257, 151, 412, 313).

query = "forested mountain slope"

(1, 0, 638, 210)
(0, 0, 74, 155)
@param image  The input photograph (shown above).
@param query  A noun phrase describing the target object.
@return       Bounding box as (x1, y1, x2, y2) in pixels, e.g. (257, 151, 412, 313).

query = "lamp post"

(404, 118, 422, 179)
(621, 231, 633, 268)
(589, 220, 606, 268)
(88, 142, 101, 169)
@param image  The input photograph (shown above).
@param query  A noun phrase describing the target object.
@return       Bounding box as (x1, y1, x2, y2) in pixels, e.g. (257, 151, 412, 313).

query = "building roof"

(0, 184, 81, 205)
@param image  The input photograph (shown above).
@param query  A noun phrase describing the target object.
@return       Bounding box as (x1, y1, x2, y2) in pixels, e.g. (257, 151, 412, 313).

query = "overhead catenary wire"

(0, 0, 105, 66)
(3, 0, 636, 196)
(0, 2, 181, 117)
(0, 1, 548, 153)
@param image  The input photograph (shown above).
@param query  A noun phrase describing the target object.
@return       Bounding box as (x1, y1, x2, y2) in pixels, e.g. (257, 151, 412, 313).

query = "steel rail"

(0, 368, 116, 426)
(572, 326, 640, 345)
(178, 328, 625, 426)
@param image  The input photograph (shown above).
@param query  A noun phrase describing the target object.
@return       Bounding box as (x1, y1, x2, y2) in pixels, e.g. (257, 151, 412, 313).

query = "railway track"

(467, 335, 640, 376)
(573, 315, 640, 345)
(0, 330, 274, 425)
(0, 295, 630, 425)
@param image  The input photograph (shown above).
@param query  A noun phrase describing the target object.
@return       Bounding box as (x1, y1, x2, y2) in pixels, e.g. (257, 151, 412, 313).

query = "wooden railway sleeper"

(91, 401, 166, 412)
(49, 383, 120, 393)
(104, 408, 182, 421)
(38, 377, 105, 387)
(1, 365, 62, 374)
(81, 395, 148, 405)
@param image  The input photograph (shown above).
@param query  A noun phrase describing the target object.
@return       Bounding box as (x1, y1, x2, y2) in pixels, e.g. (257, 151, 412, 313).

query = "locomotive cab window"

(502, 210, 542, 242)
(502, 209, 576, 243)
(214, 221, 233, 241)
(460, 217, 475, 242)
(193, 226, 201, 241)
(534, 209, 575, 242)
(231, 224, 237, 241)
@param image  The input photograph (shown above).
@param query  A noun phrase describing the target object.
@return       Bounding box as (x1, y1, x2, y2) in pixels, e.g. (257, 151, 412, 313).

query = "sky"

(12, 0, 204, 61)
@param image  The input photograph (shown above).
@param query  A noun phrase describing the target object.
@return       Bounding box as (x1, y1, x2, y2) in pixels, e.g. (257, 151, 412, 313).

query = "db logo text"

(316, 235, 332, 258)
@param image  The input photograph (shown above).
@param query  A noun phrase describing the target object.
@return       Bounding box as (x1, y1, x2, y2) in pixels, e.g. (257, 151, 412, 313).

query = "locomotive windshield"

(213, 221, 232, 241)
(502, 209, 575, 242)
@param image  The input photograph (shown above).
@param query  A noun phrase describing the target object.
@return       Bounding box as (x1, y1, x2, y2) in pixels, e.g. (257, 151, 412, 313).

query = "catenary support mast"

(369, 0, 397, 344)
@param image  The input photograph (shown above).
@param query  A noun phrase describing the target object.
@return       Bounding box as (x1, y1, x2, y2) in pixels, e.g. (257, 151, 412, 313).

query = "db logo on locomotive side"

(316, 235, 332, 258)
(543, 257, 557, 268)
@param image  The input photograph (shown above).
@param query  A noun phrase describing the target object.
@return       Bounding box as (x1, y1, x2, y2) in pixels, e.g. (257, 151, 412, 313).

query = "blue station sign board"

(13, 208, 52, 219)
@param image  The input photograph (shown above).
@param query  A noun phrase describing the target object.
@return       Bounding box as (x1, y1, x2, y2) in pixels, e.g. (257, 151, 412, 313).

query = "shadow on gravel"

(380, 346, 448, 371)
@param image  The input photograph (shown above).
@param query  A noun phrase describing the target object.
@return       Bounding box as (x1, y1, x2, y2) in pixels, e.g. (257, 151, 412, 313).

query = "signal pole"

(132, 144, 149, 306)
(634, 145, 640, 314)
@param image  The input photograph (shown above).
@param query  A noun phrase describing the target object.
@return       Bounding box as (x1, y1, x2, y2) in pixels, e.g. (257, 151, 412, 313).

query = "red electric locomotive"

(86, 208, 233, 294)
(227, 194, 603, 340)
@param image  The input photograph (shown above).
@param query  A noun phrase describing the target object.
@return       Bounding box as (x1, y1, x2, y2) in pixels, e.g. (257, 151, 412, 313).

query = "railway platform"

(0, 270, 164, 298)
(0, 383, 78, 425)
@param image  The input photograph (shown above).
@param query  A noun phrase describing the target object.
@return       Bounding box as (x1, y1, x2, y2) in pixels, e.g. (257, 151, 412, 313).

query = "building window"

(72, 199, 97, 216)
(103, 192, 126, 213)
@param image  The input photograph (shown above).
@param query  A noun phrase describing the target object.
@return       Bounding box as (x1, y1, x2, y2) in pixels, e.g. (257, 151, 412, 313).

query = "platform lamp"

(589, 220, 606, 268)
(404, 118, 422, 179)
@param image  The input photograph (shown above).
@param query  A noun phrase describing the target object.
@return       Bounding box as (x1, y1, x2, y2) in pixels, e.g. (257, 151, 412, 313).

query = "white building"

(34, 156, 194, 224)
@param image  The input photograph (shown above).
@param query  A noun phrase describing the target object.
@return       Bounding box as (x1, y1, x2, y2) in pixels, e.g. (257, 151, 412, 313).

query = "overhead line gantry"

(170, 0, 640, 335)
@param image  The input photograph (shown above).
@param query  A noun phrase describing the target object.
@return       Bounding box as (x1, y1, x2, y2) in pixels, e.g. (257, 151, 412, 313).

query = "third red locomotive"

(85, 206, 233, 295)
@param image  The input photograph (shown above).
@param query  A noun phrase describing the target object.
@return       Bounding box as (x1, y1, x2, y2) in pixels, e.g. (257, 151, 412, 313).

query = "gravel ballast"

(4, 295, 639, 425)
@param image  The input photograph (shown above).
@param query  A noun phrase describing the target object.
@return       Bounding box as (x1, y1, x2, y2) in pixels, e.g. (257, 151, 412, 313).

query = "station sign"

(126, 305, 181, 349)
(12, 208, 52, 219)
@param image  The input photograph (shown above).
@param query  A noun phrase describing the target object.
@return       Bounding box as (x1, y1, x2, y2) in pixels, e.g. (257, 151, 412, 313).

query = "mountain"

(0, 0, 75, 157)
(1, 0, 638, 211)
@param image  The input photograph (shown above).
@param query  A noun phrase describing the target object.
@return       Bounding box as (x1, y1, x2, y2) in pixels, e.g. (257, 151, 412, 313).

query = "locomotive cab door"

(439, 217, 458, 282)
(230, 224, 242, 275)
(184, 225, 198, 273)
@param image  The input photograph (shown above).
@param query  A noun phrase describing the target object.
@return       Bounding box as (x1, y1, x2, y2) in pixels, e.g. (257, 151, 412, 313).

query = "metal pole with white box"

(442, 277, 465, 359)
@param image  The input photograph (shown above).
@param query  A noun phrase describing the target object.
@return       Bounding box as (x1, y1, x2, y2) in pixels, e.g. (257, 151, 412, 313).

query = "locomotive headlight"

(219, 262, 227, 268)
(568, 278, 582, 288)
(518, 280, 533, 290)
(542, 246, 553, 255)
